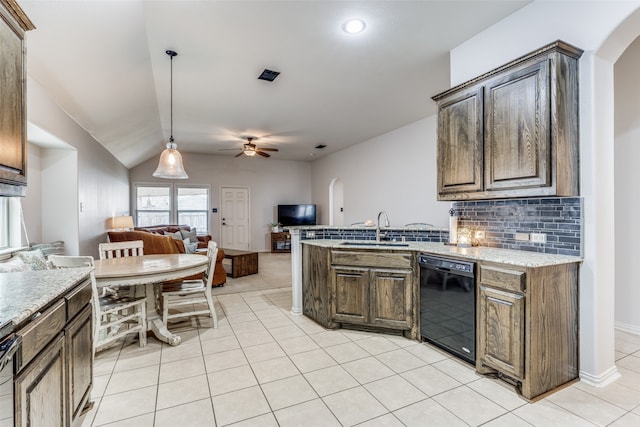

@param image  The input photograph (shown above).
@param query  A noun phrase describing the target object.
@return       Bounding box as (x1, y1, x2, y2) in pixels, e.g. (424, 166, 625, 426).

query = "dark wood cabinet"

(15, 334, 66, 427)
(433, 40, 582, 201)
(437, 86, 484, 195)
(65, 305, 93, 426)
(302, 244, 418, 339)
(477, 262, 579, 400)
(0, 0, 35, 197)
(478, 267, 525, 380)
(271, 232, 291, 253)
(332, 267, 369, 324)
(14, 276, 93, 427)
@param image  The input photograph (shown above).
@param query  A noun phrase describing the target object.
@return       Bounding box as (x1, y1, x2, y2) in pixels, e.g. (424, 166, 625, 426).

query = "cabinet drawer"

(331, 251, 412, 270)
(65, 278, 92, 321)
(17, 299, 67, 370)
(480, 265, 525, 293)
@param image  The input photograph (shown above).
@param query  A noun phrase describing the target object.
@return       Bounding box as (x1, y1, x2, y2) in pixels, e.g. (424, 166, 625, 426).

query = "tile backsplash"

(452, 197, 583, 256)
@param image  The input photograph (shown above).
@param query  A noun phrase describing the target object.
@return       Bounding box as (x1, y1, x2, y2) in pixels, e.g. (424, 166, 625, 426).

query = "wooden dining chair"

(48, 255, 147, 353)
(160, 241, 219, 328)
(99, 240, 144, 259)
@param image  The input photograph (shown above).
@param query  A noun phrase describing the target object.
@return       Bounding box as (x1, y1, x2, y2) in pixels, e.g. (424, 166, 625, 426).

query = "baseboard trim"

(614, 321, 640, 336)
(579, 365, 620, 388)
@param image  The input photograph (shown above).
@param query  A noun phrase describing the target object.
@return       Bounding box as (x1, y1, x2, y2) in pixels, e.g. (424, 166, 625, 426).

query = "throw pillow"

(180, 228, 198, 242)
(0, 257, 28, 273)
(164, 230, 182, 240)
(16, 249, 48, 270)
(183, 238, 198, 254)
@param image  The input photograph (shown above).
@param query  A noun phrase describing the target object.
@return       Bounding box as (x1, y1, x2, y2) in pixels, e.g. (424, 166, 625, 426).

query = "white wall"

(449, 0, 640, 386)
(27, 77, 130, 258)
(614, 36, 640, 333)
(311, 116, 449, 228)
(129, 153, 312, 252)
(23, 143, 78, 255)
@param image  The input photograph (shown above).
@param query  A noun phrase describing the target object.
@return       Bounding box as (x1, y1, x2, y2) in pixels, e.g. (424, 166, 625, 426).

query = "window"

(177, 187, 208, 232)
(0, 198, 10, 250)
(134, 184, 209, 234)
(135, 185, 171, 226)
(0, 198, 25, 253)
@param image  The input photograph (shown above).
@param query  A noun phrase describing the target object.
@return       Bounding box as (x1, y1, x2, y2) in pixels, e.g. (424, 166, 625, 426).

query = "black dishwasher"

(419, 254, 476, 364)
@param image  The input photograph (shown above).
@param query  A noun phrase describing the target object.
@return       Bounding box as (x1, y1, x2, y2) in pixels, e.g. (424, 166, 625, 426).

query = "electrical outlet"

(306, 231, 315, 238)
(515, 232, 529, 241)
(530, 233, 547, 243)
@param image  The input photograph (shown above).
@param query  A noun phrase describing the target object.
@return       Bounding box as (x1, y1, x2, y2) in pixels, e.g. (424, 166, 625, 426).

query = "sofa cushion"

(183, 238, 198, 254)
(180, 228, 198, 242)
(164, 230, 183, 241)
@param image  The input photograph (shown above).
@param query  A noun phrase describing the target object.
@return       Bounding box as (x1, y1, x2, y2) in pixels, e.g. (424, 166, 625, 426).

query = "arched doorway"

(329, 177, 344, 226)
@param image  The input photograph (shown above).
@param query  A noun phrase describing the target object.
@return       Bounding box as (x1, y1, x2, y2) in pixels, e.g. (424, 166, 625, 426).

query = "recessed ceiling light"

(342, 19, 366, 34)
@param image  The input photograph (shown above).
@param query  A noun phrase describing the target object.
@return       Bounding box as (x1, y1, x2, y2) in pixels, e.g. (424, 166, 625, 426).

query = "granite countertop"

(0, 267, 93, 339)
(301, 239, 582, 268)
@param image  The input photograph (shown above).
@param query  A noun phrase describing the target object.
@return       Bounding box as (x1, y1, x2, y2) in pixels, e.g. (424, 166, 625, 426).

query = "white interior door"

(220, 187, 250, 250)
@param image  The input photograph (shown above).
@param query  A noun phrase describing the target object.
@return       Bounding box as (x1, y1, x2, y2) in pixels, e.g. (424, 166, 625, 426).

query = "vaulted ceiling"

(20, 1, 529, 168)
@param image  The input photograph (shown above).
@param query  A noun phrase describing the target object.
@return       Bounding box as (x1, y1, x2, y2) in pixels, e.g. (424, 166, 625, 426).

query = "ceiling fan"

(223, 137, 279, 158)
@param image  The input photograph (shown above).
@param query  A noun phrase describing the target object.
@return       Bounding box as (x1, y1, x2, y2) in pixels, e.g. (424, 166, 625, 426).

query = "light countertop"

(0, 267, 93, 339)
(301, 240, 582, 268)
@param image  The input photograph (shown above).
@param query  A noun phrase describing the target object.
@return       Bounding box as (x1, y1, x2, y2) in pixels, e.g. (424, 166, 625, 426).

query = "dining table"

(93, 253, 208, 346)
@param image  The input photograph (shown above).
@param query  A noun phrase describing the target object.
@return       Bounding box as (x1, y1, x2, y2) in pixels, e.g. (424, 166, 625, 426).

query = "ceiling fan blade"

(220, 148, 242, 151)
(234, 152, 244, 158)
(257, 147, 279, 152)
(256, 150, 270, 158)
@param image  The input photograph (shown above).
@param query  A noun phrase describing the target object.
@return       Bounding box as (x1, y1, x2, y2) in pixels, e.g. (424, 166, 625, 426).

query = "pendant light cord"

(166, 50, 177, 144)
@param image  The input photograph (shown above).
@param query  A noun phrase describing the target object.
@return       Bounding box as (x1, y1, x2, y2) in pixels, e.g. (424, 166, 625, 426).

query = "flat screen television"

(277, 204, 317, 226)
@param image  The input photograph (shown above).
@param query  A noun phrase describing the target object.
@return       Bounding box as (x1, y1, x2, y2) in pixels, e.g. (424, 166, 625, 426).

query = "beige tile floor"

(82, 253, 640, 426)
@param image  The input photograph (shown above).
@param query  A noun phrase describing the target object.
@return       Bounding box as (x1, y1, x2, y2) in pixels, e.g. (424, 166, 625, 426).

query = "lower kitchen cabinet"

(477, 262, 579, 400)
(14, 275, 93, 427)
(15, 334, 66, 427)
(302, 244, 418, 339)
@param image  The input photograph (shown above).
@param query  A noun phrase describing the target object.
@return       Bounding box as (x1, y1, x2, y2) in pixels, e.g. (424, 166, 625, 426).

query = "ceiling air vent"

(258, 69, 280, 82)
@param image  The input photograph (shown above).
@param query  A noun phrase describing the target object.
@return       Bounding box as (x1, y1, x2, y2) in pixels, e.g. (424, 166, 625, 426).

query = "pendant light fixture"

(153, 49, 188, 179)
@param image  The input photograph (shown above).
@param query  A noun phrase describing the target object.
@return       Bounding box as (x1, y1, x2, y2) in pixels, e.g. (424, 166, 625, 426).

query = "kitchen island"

(297, 238, 582, 400)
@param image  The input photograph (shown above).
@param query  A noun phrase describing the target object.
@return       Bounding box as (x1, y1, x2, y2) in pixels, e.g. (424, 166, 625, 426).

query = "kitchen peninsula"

(295, 233, 582, 400)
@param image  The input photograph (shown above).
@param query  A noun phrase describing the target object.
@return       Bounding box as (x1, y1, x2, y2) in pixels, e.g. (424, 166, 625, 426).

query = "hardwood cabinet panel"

(18, 299, 67, 370)
(485, 60, 550, 191)
(302, 244, 335, 328)
(370, 270, 413, 330)
(332, 267, 369, 324)
(437, 86, 483, 194)
(478, 285, 524, 379)
(15, 334, 66, 427)
(65, 305, 93, 427)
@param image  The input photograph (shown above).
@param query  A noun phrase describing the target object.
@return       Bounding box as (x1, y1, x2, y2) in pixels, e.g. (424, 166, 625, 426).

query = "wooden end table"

(222, 249, 259, 278)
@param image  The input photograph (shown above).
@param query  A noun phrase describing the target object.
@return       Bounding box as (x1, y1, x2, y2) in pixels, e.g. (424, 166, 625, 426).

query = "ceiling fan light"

(244, 149, 257, 157)
(153, 141, 189, 178)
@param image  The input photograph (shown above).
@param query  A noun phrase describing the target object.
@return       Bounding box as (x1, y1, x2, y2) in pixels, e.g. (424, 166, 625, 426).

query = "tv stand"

(271, 231, 291, 253)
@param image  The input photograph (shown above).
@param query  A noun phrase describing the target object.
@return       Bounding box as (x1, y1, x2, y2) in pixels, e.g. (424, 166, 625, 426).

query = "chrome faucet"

(376, 211, 390, 242)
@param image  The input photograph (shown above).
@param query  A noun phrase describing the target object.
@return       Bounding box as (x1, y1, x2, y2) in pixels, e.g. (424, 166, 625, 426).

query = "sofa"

(133, 225, 211, 249)
(107, 230, 226, 286)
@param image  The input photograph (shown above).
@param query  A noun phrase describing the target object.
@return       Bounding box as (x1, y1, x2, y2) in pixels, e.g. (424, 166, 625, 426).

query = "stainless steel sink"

(339, 241, 410, 247)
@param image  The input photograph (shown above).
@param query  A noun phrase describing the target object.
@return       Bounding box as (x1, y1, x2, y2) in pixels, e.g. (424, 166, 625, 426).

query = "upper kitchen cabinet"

(433, 41, 582, 201)
(0, 0, 35, 197)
